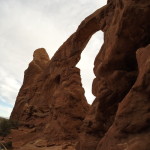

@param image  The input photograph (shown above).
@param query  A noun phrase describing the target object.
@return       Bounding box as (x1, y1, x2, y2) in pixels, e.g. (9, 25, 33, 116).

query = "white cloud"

(0, 105, 12, 118)
(0, 67, 21, 105)
(0, 0, 107, 118)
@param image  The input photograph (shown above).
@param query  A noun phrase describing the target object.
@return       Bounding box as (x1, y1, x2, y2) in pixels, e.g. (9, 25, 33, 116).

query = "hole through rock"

(76, 31, 104, 104)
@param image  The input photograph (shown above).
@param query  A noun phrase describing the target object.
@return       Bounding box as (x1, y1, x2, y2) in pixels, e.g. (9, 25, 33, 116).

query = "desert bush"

(0, 118, 11, 136)
(0, 117, 19, 137)
(0, 141, 13, 149)
(9, 119, 19, 129)
(4, 141, 13, 149)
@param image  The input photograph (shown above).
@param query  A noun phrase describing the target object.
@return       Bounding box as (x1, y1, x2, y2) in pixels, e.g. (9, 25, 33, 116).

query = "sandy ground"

(1, 128, 76, 150)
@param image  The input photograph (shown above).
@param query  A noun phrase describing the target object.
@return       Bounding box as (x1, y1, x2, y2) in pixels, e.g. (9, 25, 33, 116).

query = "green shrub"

(0, 118, 10, 136)
(4, 141, 13, 149)
(9, 119, 19, 129)
(0, 117, 19, 137)
(0, 141, 13, 149)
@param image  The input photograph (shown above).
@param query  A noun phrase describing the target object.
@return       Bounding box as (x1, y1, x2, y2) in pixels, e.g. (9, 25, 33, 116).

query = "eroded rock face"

(11, 0, 150, 149)
(96, 44, 150, 150)
(10, 48, 89, 146)
(76, 0, 150, 149)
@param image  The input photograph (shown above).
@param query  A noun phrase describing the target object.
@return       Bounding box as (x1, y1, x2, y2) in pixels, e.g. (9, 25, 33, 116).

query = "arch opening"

(76, 31, 104, 104)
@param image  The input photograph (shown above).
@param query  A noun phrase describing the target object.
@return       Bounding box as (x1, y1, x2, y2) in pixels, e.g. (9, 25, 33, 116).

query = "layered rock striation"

(11, 0, 150, 149)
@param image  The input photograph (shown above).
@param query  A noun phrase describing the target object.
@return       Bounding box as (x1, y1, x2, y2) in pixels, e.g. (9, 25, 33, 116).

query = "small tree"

(0, 118, 19, 137)
(0, 118, 11, 136)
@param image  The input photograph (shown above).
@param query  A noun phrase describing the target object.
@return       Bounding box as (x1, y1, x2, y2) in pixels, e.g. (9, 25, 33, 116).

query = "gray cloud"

(0, 0, 107, 117)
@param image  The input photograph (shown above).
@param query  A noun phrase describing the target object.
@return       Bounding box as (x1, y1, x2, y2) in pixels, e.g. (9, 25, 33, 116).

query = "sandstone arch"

(10, 5, 109, 146)
(11, 0, 150, 149)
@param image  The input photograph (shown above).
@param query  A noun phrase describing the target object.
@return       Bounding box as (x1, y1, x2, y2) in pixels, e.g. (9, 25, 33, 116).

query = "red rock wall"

(96, 44, 150, 150)
(10, 48, 89, 144)
(76, 0, 150, 149)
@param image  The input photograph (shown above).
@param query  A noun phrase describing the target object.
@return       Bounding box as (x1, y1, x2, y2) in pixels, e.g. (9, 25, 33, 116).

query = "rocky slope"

(10, 0, 150, 149)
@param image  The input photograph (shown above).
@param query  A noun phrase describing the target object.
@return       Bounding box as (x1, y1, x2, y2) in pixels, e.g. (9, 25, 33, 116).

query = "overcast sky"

(0, 0, 107, 118)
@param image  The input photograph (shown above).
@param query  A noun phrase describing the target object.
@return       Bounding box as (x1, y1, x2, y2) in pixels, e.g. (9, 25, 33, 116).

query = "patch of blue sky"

(0, 97, 13, 108)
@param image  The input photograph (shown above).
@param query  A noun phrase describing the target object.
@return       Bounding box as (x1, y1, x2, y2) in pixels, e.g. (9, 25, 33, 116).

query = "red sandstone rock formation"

(10, 48, 89, 147)
(10, 0, 150, 149)
(96, 44, 150, 150)
(76, 0, 150, 150)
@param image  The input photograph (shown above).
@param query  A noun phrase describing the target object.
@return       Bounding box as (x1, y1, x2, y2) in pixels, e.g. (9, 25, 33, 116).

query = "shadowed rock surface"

(76, 0, 150, 149)
(10, 0, 150, 149)
(96, 44, 150, 150)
